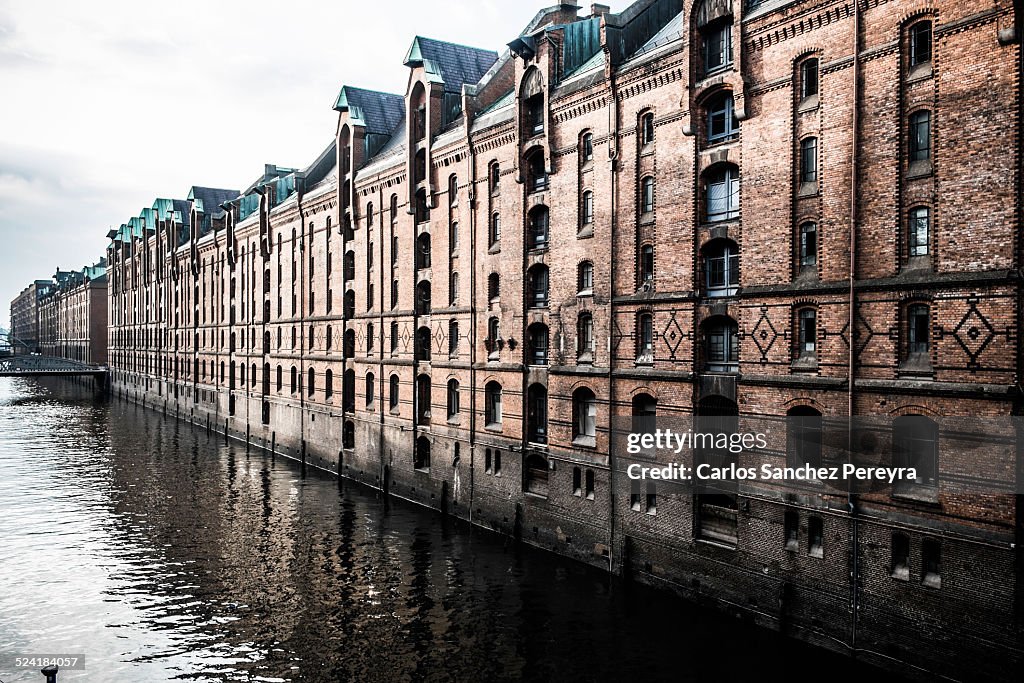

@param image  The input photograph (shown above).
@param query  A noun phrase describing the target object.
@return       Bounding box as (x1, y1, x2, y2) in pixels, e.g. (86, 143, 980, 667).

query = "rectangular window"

(908, 207, 930, 257)
(485, 448, 492, 474)
(800, 137, 818, 184)
(808, 516, 823, 558)
(494, 450, 502, 475)
(798, 309, 816, 357)
(800, 223, 817, 267)
(585, 470, 595, 500)
(891, 533, 910, 580)
(922, 539, 941, 588)
(910, 22, 932, 67)
(573, 467, 582, 496)
(800, 59, 819, 99)
(630, 492, 642, 511)
(909, 111, 931, 162)
(645, 492, 657, 515)
(784, 510, 799, 551)
(908, 305, 930, 355)
(704, 22, 732, 73)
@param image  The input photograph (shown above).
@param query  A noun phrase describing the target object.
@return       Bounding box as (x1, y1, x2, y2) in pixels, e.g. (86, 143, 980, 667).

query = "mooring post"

(41, 665, 58, 682)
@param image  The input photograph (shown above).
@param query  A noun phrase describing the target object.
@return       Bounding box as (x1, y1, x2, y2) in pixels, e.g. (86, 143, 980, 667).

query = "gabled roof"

(403, 36, 498, 93)
(333, 86, 405, 136)
(188, 186, 238, 217)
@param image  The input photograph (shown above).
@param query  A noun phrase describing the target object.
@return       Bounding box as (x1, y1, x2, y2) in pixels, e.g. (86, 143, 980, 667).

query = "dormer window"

(702, 20, 732, 75)
(521, 68, 545, 137)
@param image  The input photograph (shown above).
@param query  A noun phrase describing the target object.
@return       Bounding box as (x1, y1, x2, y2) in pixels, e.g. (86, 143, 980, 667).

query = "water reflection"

(0, 378, 896, 682)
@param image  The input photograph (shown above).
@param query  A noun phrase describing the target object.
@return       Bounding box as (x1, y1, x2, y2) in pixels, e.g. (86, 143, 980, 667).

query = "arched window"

(416, 232, 431, 269)
(796, 308, 817, 360)
(581, 131, 594, 162)
(448, 320, 459, 355)
(906, 303, 931, 360)
(307, 367, 315, 396)
(415, 281, 431, 315)
(487, 317, 501, 359)
(573, 387, 597, 444)
(276, 365, 282, 392)
(527, 323, 549, 366)
(908, 207, 930, 257)
(391, 280, 399, 309)
(344, 289, 355, 318)
(528, 205, 549, 249)
(485, 381, 502, 426)
(522, 68, 544, 136)
(414, 436, 431, 471)
(577, 313, 594, 361)
(702, 239, 739, 296)
(326, 325, 333, 350)
(799, 222, 817, 269)
(343, 329, 355, 359)
(367, 323, 375, 353)
(893, 415, 938, 491)
(525, 148, 548, 193)
(415, 149, 427, 183)
(707, 93, 739, 142)
(527, 383, 548, 444)
(631, 394, 657, 437)
(640, 112, 655, 146)
(343, 369, 355, 411)
(489, 162, 500, 193)
(799, 136, 818, 184)
(367, 202, 375, 228)
(799, 57, 819, 100)
(577, 261, 594, 294)
(640, 176, 655, 214)
(290, 366, 297, 394)
(390, 321, 399, 354)
(415, 189, 429, 223)
(787, 406, 822, 468)
(389, 374, 400, 410)
(344, 420, 355, 449)
(416, 374, 431, 425)
(702, 316, 739, 372)
(489, 212, 501, 246)
(527, 264, 549, 308)
(639, 244, 654, 283)
(697, 0, 733, 75)
(416, 326, 431, 362)
(636, 312, 654, 363)
(325, 369, 334, 399)
(704, 164, 740, 222)
(488, 272, 500, 301)
(365, 372, 374, 406)
(450, 272, 459, 304)
(447, 379, 460, 418)
(909, 110, 931, 163)
(581, 190, 594, 226)
(908, 20, 932, 69)
(448, 174, 458, 205)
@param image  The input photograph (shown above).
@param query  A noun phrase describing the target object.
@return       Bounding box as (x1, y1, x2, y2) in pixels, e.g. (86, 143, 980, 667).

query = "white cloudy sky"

(0, 0, 619, 327)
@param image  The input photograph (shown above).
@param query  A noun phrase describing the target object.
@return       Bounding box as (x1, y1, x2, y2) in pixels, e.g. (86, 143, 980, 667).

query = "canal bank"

(0, 376, 907, 682)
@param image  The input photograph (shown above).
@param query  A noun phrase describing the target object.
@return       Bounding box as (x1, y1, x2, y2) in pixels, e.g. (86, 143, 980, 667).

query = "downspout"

(606, 47, 620, 576)
(847, 0, 862, 652)
(464, 85, 479, 527)
(298, 183, 307, 463)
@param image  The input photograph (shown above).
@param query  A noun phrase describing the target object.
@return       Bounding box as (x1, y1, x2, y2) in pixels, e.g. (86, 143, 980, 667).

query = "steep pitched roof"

(333, 86, 405, 136)
(404, 36, 498, 93)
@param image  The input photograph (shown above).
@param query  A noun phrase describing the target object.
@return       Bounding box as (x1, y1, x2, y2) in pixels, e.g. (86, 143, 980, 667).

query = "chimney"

(591, 3, 610, 17)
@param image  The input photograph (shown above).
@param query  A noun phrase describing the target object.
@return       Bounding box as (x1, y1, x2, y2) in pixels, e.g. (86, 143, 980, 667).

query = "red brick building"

(106, 1, 1024, 678)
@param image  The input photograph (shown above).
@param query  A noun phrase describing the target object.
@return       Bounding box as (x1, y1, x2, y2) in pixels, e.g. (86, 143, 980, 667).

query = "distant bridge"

(0, 354, 109, 380)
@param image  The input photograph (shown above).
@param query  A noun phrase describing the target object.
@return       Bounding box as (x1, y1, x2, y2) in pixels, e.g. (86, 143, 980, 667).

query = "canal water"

(0, 378, 898, 682)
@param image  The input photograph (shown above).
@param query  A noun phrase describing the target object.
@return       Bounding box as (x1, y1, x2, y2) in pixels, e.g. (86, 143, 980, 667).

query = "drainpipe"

(464, 84, 479, 527)
(847, 0, 862, 652)
(298, 182, 307, 463)
(606, 48, 620, 575)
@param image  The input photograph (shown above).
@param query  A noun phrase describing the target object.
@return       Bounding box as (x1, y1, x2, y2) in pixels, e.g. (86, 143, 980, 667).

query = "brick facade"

(103, 1, 1023, 679)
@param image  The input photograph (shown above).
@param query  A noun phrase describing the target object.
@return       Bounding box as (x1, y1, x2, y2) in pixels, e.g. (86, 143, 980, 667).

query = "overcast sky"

(0, 0, 618, 328)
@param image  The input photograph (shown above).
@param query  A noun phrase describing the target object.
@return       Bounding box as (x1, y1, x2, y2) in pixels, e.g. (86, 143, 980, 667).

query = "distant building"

(9, 280, 54, 352)
(35, 259, 109, 364)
